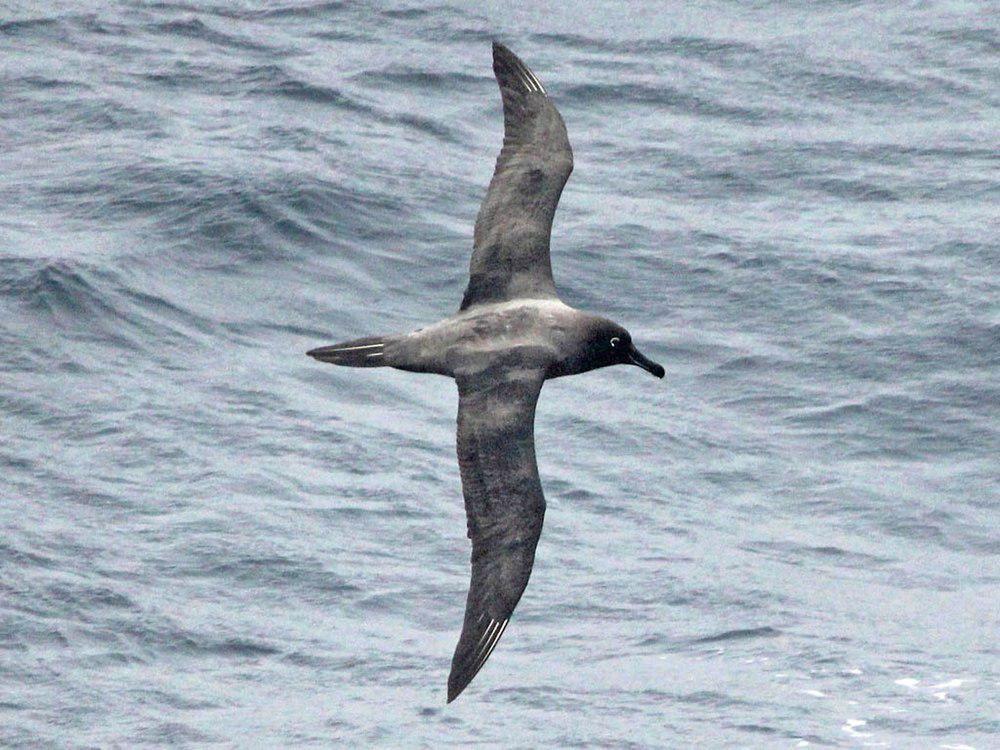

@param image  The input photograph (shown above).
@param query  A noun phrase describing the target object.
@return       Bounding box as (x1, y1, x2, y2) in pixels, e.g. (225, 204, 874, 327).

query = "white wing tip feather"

(472, 617, 509, 676)
(496, 42, 547, 95)
(520, 64, 545, 94)
(326, 342, 383, 353)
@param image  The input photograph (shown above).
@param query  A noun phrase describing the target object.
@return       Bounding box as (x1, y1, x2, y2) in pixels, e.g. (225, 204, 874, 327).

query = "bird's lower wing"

(448, 366, 547, 702)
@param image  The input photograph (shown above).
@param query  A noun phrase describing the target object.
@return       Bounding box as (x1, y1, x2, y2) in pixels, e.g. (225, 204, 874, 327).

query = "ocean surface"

(1, 0, 998, 746)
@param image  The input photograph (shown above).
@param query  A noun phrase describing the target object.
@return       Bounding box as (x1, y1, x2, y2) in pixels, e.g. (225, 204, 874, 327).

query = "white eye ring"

(610, 337, 620, 348)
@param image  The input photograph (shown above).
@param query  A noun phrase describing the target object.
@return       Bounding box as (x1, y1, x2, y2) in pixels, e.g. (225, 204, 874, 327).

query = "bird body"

(308, 42, 663, 703)
(309, 298, 650, 379)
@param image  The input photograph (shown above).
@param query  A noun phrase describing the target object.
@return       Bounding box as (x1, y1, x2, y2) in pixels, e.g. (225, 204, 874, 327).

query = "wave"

(143, 1, 348, 21)
(357, 65, 483, 92)
(140, 62, 373, 114)
(564, 82, 777, 124)
(0, 258, 215, 353)
(532, 31, 761, 63)
(692, 626, 782, 644)
(150, 17, 278, 52)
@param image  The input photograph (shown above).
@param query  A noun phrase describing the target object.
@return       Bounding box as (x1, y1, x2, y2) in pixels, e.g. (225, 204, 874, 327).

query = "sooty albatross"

(308, 42, 663, 703)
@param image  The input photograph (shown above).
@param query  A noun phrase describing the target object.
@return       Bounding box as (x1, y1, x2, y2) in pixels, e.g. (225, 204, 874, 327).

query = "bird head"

(583, 319, 664, 378)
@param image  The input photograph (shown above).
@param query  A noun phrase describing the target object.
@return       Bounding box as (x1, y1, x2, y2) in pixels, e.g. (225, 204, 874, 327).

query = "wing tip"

(446, 661, 473, 703)
(491, 39, 509, 61)
(446, 616, 511, 704)
(491, 40, 546, 95)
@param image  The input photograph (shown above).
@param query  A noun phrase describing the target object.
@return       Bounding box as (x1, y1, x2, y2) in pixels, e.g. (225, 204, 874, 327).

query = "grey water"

(1, 0, 998, 746)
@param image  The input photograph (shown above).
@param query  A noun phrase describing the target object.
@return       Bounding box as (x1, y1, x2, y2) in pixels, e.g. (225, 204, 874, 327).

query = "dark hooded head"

(554, 317, 664, 378)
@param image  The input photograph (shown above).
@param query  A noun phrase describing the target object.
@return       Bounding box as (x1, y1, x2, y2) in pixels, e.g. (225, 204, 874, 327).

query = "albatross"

(308, 41, 664, 703)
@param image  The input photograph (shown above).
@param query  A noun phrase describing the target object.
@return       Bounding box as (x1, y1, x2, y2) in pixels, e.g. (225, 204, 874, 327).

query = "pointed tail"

(306, 335, 393, 368)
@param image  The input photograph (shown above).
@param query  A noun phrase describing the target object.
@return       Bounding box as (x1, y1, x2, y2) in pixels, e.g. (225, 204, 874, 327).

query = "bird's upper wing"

(459, 42, 574, 311)
(447, 364, 548, 702)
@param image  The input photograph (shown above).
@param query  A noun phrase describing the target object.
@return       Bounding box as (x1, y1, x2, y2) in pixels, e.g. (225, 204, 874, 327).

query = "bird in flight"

(308, 42, 663, 703)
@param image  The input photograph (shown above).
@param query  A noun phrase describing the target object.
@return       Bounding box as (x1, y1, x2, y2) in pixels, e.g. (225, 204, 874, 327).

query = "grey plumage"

(462, 43, 573, 310)
(308, 41, 663, 704)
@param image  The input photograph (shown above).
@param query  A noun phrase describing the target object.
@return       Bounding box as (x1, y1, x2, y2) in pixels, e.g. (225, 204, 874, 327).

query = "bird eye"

(610, 337, 620, 348)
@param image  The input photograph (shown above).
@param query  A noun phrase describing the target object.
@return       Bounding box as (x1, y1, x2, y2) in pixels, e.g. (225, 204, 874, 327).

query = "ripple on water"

(1, 0, 997, 746)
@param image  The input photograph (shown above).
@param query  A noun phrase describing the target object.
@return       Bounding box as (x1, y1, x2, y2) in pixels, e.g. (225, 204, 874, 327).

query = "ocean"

(1, 0, 997, 746)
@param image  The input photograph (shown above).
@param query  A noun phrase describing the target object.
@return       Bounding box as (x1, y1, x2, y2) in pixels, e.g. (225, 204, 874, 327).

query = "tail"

(306, 335, 393, 368)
